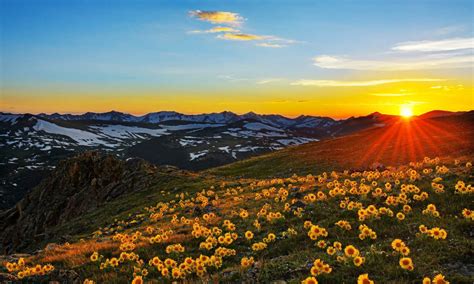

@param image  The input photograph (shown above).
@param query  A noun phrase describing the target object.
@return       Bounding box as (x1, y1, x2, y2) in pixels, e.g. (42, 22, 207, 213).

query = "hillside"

(209, 112, 474, 178)
(0, 154, 472, 283)
(0, 111, 473, 283)
(0, 110, 397, 209)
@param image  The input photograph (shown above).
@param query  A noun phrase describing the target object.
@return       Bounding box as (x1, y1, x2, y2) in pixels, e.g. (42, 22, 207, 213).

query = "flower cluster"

(462, 208, 473, 220)
(422, 204, 440, 217)
(419, 225, 448, 240)
(391, 239, 410, 256)
(309, 259, 332, 276)
(4, 258, 54, 279)
(307, 225, 328, 240)
(358, 224, 377, 240)
(335, 220, 352, 230)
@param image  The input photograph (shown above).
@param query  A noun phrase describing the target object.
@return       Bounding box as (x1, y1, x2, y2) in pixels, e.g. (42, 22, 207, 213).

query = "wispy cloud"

(257, 78, 283, 84)
(188, 26, 239, 34)
(217, 33, 263, 41)
(393, 37, 474, 52)
(256, 43, 286, 48)
(291, 78, 444, 87)
(312, 36, 473, 71)
(434, 25, 466, 36)
(188, 10, 296, 48)
(217, 75, 249, 82)
(430, 84, 464, 91)
(189, 10, 243, 26)
(312, 54, 473, 70)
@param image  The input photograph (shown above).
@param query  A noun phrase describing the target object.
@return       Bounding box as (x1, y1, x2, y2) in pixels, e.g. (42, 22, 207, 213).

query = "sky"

(0, 0, 473, 118)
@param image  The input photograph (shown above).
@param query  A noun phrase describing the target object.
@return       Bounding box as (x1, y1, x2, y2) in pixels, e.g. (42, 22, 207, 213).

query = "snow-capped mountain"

(0, 112, 323, 209)
(1, 109, 413, 210)
(37, 110, 338, 129)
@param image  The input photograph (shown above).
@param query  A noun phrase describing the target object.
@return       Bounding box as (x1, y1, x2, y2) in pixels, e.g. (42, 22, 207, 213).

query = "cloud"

(188, 26, 239, 34)
(393, 37, 474, 52)
(312, 54, 473, 70)
(434, 25, 466, 36)
(189, 10, 296, 48)
(256, 43, 286, 48)
(312, 36, 473, 71)
(291, 78, 444, 87)
(217, 75, 249, 82)
(217, 33, 263, 41)
(257, 78, 283, 84)
(189, 10, 243, 26)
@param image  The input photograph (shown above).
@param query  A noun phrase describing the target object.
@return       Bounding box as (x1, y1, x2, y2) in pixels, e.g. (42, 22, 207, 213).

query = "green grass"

(5, 158, 471, 284)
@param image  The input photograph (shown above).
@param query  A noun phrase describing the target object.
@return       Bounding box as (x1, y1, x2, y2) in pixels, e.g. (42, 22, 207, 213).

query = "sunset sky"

(1, 0, 473, 118)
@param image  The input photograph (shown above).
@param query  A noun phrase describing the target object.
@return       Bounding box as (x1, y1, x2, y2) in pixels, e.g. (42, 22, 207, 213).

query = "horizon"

(1, 0, 473, 117)
(2, 108, 471, 121)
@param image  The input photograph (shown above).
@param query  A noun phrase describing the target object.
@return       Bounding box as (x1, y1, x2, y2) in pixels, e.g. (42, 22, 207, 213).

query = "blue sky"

(1, 0, 473, 116)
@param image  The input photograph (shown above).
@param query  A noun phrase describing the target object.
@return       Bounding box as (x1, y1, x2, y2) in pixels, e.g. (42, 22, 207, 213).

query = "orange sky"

(1, 80, 472, 118)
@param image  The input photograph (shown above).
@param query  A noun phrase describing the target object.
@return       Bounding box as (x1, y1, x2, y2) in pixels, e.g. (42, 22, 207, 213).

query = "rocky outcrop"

(0, 152, 158, 254)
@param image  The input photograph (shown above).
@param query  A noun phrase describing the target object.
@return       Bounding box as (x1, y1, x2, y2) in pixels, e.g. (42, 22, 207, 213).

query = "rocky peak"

(0, 152, 157, 253)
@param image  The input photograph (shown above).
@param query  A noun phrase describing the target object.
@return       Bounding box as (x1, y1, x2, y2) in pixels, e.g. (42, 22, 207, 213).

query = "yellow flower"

(241, 256, 255, 269)
(131, 275, 143, 284)
(423, 277, 431, 284)
(391, 239, 405, 250)
(400, 246, 410, 256)
(17, 271, 25, 279)
(419, 225, 428, 233)
(357, 273, 374, 284)
(396, 212, 405, 221)
(109, 257, 119, 267)
(161, 267, 169, 277)
(353, 256, 365, 267)
(171, 267, 182, 279)
(462, 208, 473, 220)
(301, 276, 318, 284)
(344, 245, 360, 257)
(399, 257, 414, 270)
(326, 246, 336, 255)
(90, 252, 99, 262)
(432, 274, 449, 284)
(245, 230, 254, 240)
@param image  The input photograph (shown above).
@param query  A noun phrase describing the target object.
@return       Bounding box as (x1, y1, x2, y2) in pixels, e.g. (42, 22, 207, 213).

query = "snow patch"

(90, 125, 168, 139)
(161, 123, 224, 131)
(33, 119, 104, 146)
(244, 122, 282, 132)
(189, 150, 209, 161)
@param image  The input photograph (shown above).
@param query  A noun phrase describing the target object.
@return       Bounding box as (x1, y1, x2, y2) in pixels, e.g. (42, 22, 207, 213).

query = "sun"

(400, 105, 413, 118)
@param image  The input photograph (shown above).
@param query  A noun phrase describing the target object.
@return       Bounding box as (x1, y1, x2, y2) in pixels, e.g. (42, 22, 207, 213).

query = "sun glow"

(400, 105, 414, 118)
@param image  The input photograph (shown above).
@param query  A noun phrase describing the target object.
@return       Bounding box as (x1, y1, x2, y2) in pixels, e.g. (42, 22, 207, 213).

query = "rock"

(30, 269, 80, 284)
(0, 253, 31, 263)
(0, 152, 160, 253)
(0, 273, 18, 281)
(44, 243, 59, 251)
(50, 269, 80, 283)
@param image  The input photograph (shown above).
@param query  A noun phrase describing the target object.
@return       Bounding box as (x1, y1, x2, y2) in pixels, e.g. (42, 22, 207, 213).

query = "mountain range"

(0, 110, 469, 210)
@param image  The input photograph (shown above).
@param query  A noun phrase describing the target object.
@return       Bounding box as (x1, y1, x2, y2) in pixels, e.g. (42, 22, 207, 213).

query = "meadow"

(2, 156, 473, 283)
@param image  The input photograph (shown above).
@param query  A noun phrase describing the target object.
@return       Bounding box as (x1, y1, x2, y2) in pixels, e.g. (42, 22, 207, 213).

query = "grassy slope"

(4, 158, 472, 284)
(2, 115, 473, 283)
(208, 115, 474, 178)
